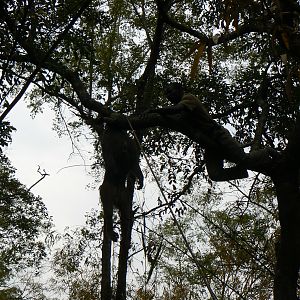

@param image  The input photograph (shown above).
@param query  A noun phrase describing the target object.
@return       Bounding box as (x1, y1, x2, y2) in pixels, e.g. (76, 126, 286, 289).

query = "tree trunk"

(101, 222, 112, 300)
(272, 167, 300, 300)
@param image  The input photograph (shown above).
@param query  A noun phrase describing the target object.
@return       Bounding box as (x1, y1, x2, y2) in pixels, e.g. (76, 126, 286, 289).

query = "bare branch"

(27, 166, 49, 191)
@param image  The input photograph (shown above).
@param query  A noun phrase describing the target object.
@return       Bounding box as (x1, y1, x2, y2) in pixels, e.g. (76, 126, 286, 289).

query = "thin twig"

(27, 166, 49, 191)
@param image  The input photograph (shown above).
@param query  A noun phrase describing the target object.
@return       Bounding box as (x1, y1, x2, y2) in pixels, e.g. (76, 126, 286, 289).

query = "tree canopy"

(0, 0, 299, 299)
(0, 155, 52, 299)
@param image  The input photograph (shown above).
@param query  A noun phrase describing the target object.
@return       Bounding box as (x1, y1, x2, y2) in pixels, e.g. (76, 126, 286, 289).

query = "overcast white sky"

(6, 100, 100, 231)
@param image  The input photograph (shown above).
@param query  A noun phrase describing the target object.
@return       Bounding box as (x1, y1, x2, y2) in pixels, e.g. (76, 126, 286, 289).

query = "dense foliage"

(0, 156, 52, 299)
(0, 0, 299, 299)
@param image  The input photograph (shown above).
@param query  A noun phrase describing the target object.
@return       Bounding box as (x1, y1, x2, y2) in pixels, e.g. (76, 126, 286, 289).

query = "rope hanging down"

(126, 117, 218, 300)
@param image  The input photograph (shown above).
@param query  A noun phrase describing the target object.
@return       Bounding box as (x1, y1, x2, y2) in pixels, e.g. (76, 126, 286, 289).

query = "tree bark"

(272, 166, 300, 300)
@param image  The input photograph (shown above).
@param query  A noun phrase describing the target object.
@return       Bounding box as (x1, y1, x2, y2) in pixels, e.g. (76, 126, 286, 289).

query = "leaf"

(190, 42, 206, 80)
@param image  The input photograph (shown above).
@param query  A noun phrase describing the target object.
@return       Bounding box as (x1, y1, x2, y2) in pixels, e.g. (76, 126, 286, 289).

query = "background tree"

(50, 209, 103, 300)
(135, 176, 279, 300)
(0, 141, 52, 299)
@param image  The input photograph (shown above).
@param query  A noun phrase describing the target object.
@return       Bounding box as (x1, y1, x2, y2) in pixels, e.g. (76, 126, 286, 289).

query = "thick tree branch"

(211, 102, 254, 119)
(157, 0, 273, 46)
(0, 0, 93, 122)
(159, 1, 300, 59)
(157, 0, 208, 41)
(136, 0, 171, 113)
(215, 23, 273, 45)
(104, 112, 277, 176)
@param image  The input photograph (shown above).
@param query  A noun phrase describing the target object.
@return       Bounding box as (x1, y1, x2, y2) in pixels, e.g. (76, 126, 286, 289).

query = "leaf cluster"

(0, 158, 52, 284)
